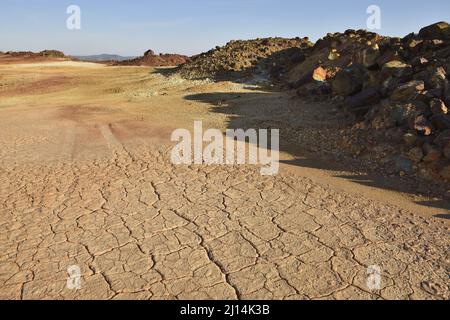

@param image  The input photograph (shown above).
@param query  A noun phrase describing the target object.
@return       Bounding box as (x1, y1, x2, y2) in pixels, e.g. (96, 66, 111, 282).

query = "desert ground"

(0, 61, 448, 300)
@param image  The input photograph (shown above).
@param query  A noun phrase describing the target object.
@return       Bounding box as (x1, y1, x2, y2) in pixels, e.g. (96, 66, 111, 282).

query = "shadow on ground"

(184, 90, 450, 212)
(152, 67, 178, 77)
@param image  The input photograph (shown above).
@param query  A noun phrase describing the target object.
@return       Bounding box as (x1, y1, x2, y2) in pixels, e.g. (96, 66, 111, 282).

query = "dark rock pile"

(0, 50, 70, 65)
(177, 37, 313, 80)
(4, 50, 67, 59)
(286, 22, 450, 182)
(116, 49, 189, 67)
(38, 50, 67, 58)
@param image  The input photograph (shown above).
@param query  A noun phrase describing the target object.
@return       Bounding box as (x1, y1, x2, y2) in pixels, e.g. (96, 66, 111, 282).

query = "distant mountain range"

(72, 54, 136, 62)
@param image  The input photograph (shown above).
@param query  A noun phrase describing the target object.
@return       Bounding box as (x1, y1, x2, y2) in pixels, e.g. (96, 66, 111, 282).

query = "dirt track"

(0, 62, 448, 300)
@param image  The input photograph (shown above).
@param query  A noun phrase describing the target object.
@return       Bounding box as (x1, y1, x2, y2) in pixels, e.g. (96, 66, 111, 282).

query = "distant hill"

(0, 50, 70, 65)
(72, 54, 136, 62)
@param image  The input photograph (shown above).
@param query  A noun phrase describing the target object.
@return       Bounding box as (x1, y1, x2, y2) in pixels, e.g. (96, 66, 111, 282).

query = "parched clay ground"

(0, 62, 448, 300)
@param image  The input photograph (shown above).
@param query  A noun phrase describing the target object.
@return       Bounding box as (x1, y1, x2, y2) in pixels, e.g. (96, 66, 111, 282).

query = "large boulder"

(332, 65, 365, 97)
(144, 49, 156, 56)
(344, 87, 381, 116)
(361, 43, 380, 68)
(376, 50, 401, 68)
(418, 22, 450, 40)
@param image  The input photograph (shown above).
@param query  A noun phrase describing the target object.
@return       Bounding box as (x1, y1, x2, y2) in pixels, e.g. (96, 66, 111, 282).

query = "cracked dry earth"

(0, 62, 449, 300)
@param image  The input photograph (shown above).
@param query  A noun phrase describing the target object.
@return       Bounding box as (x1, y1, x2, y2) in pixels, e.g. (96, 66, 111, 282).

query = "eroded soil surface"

(0, 62, 448, 300)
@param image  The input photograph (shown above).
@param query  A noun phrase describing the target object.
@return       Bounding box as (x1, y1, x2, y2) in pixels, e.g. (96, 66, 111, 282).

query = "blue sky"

(1, 0, 449, 56)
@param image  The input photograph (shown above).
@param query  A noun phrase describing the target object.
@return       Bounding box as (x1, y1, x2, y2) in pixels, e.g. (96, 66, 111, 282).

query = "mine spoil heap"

(117, 49, 189, 67)
(177, 37, 313, 80)
(1, 50, 68, 59)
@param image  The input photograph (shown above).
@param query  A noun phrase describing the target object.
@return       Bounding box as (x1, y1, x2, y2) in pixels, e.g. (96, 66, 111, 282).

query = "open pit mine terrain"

(0, 22, 449, 300)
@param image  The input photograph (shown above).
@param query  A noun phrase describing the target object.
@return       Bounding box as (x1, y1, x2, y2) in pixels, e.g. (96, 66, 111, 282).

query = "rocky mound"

(0, 50, 69, 64)
(3, 50, 67, 58)
(39, 50, 67, 58)
(177, 37, 313, 80)
(117, 49, 189, 66)
(286, 22, 450, 182)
